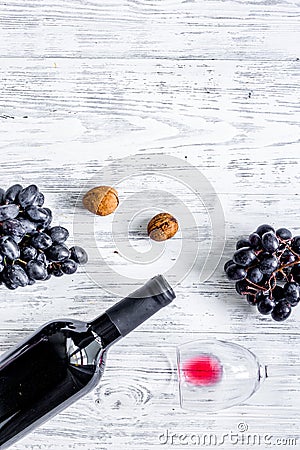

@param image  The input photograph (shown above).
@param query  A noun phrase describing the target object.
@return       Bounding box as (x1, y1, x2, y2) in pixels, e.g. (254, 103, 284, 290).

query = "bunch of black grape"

(0, 184, 88, 290)
(224, 224, 300, 322)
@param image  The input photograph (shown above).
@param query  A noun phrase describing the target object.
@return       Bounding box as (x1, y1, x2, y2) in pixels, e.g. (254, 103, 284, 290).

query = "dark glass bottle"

(0, 275, 175, 449)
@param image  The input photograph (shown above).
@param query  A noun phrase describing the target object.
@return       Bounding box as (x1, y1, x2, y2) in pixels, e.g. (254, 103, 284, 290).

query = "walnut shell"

(82, 186, 119, 216)
(147, 212, 178, 241)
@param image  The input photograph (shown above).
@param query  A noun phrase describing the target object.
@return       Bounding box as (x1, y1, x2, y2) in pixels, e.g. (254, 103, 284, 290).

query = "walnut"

(147, 212, 178, 241)
(82, 186, 119, 216)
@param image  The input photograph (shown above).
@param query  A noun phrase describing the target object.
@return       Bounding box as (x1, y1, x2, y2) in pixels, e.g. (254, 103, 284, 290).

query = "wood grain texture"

(0, 0, 300, 449)
(0, 0, 299, 60)
(0, 59, 299, 175)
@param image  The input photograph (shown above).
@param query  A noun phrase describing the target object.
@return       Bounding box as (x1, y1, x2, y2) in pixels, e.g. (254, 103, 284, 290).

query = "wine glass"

(176, 339, 298, 412)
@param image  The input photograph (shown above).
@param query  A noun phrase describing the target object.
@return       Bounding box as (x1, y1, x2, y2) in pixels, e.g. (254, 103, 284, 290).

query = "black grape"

(18, 217, 37, 234)
(236, 239, 251, 250)
(291, 236, 300, 255)
(2, 264, 29, 287)
(224, 259, 235, 272)
(0, 204, 19, 221)
(235, 279, 250, 295)
(61, 259, 78, 275)
(18, 185, 39, 208)
(257, 296, 275, 315)
(272, 285, 285, 302)
(261, 231, 279, 253)
(47, 226, 69, 244)
(225, 224, 300, 322)
(1, 219, 26, 243)
(25, 206, 50, 223)
(0, 188, 5, 204)
(226, 264, 247, 281)
(70, 246, 88, 265)
(20, 246, 38, 261)
(247, 267, 263, 284)
(256, 224, 275, 236)
(0, 184, 87, 290)
(248, 233, 262, 250)
(46, 244, 70, 262)
(276, 228, 292, 241)
(5, 184, 23, 204)
(259, 254, 278, 275)
(283, 282, 299, 304)
(26, 260, 48, 281)
(271, 301, 292, 321)
(36, 252, 47, 265)
(48, 265, 64, 277)
(281, 250, 296, 265)
(233, 247, 257, 268)
(33, 192, 45, 207)
(31, 232, 53, 250)
(0, 236, 20, 260)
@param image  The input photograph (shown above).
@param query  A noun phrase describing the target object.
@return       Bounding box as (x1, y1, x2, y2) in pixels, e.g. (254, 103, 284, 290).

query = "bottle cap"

(106, 274, 175, 337)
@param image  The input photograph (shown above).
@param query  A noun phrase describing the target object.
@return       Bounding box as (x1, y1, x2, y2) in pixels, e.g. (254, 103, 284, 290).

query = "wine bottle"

(0, 274, 175, 449)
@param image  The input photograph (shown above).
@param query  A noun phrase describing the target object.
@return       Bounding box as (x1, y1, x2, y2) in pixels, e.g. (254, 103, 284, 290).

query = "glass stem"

(265, 364, 300, 379)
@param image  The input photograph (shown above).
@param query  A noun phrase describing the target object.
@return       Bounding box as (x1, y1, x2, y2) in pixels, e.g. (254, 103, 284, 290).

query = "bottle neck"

(89, 275, 175, 349)
(89, 313, 121, 349)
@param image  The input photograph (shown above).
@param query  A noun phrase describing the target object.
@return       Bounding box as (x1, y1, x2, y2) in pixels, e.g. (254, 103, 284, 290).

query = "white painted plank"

(0, 0, 299, 60)
(0, 58, 299, 197)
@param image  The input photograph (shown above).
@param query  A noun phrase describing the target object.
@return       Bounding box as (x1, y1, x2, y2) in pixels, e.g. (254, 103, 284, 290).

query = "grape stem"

(245, 278, 265, 292)
(277, 257, 300, 272)
(286, 245, 300, 258)
(247, 244, 300, 296)
(245, 250, 300, 296)
(17, 259, 27, 265)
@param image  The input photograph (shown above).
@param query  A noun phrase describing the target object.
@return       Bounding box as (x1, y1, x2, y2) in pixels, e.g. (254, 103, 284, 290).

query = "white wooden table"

(0, 1, 300, 449)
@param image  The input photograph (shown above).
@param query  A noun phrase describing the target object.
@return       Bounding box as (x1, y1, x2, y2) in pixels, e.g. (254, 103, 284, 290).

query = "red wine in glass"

(177, 339, 266, 412)
(182, 355, 223, 386)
